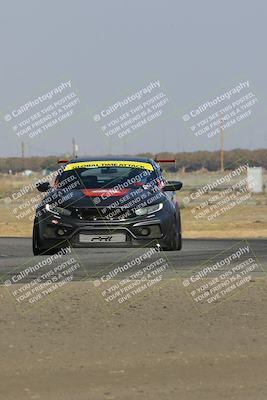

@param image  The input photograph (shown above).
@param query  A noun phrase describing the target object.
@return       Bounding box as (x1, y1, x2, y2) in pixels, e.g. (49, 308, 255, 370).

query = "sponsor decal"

(64, 160, 154, 171)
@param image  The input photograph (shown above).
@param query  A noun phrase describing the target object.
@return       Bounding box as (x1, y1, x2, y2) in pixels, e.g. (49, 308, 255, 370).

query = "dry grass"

(181, 205, 267, 238)
(0, 173, 42, 236)
(0, 173, 266, 238)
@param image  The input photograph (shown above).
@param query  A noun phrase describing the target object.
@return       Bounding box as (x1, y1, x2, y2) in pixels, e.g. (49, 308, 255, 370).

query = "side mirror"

(163, 181, 183, 191)
(36, 182, 51, 192)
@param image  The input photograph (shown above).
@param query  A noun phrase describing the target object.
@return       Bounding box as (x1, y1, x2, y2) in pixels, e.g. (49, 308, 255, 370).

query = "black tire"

(175, 212, 182, 251)
(32, 222, 43, 255)
(41, 247, 63, 255)
(176, 232, 182, 251)
(33, 220, 61, 255)
(161, 216, 182, 251)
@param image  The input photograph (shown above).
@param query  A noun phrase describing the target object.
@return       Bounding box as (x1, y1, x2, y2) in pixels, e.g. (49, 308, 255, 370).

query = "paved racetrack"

(0, 237, 266, 281)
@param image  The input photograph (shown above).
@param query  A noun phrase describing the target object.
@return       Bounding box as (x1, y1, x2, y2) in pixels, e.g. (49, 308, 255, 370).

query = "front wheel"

(176, 232, 182, 251)
(161, 220, 182, 251)
(32, 221, 63, 255)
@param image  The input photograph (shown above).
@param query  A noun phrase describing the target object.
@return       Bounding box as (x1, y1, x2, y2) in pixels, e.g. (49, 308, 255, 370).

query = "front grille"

(70, 207, 134, 220)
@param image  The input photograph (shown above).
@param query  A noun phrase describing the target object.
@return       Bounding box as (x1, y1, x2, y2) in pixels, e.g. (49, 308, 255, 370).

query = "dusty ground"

(1, 278, 267, 400)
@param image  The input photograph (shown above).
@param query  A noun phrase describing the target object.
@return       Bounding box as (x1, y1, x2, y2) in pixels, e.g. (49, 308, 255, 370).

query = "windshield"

(55, 164, 157, 190)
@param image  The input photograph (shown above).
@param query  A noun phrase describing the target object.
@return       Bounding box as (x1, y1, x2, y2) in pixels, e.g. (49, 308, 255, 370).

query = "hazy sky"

(0, 0, 267, 157)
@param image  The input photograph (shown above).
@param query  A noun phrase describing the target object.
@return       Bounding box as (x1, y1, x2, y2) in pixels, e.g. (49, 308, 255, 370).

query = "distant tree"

(0, 149, 266, 173)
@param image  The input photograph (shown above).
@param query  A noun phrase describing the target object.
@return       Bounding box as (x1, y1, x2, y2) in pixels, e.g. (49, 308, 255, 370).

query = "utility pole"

(21, 141, 25, 158)
(220, 114, 224, 172)
(75, 143, 78, 158)
(21, 141, 25, 171)
(72, 138, 78, 158)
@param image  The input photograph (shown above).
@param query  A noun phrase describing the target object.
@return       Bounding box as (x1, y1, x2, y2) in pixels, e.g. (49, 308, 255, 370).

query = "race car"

(32, 157, 183, 255)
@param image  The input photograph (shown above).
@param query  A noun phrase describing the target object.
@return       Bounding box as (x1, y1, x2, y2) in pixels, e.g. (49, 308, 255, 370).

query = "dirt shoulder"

(1, 279, 267, 400)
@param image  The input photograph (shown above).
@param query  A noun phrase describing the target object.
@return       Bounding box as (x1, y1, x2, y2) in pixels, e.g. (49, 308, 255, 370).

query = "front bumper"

(37, 209, 174, 249)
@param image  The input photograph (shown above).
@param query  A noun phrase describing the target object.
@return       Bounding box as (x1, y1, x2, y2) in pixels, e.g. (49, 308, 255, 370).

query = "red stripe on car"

(81, 188, 130, 197)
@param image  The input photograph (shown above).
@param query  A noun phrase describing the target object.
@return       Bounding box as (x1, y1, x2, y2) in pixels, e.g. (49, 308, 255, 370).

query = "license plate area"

(79, 233, 126, 243)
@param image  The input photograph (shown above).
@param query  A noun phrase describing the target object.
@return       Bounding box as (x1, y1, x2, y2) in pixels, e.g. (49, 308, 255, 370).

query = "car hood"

(42, 186, 166, 209)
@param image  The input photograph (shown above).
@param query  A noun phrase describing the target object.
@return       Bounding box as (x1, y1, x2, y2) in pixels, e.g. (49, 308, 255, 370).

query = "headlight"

(135, 203, 163, 216)
(45, 204, 71, 216)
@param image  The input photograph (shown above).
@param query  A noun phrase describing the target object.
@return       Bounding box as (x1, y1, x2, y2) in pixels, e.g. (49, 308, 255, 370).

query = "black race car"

(33, 157, 183, 255)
